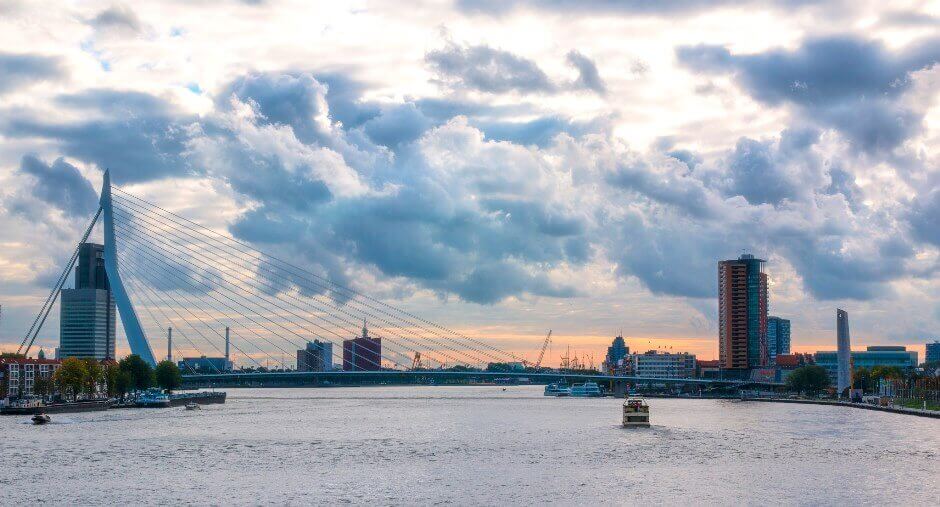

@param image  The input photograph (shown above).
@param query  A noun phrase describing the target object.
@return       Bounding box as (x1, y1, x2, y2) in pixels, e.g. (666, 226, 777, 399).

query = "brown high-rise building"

(718, 254, 768, 371)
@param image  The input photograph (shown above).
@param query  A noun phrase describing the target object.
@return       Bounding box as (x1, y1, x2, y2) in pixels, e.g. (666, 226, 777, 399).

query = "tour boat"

(544, 382, 572, 397)
(31, 413, 51, 425)
(570, 382, 603, 397)
(622, 398, 650, 428)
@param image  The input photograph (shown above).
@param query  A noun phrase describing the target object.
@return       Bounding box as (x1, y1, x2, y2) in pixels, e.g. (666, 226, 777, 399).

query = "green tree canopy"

(53, 358, 87, 400)
(119, 354, 155, 392)
(155, 360, 183, 392)
(852, 367, 872, 392)
(786, 365, 831, 396)
(82, 358, 103, 397)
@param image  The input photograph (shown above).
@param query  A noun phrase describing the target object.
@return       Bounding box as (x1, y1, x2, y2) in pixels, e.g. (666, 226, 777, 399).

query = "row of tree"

(42, 355, 182, 401)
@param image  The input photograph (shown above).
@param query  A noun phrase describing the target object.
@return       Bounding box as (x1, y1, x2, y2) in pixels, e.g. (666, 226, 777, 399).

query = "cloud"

(426, 43, 608, 95)
(88, 4, 142, 35)
(426, 42, 556, 94)
(11, 155, 98, 219)
(0, 52, 64, 94)
(566, 50, 606, 94)
(677, 35, 940, 153)
(909, 189, 940, 248)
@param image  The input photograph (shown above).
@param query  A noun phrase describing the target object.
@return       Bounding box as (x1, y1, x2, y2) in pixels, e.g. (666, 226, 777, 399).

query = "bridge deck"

(182, 370, 783, 386)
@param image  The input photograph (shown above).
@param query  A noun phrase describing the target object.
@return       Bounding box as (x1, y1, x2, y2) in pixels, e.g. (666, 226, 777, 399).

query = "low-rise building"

(178, 356, 232, 374)
(814, 346, 918, 384)
(633, 350, 696, 379)
(1, 356, 62, 398)
(695, 359, 720, 379)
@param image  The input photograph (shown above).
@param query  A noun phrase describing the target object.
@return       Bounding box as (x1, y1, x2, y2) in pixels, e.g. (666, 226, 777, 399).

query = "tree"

(119, 354, 154, 392)
(82, 359, 103, 397)
(155, 360, 182, 392)
(786, 365, 831, 396)
(53, 358, 87, 401)
(103, 364, 120, 398)
(33, 375, 51, 400)
(852, 367, 872, 392)
(870, 365, 905, 383)
(115, 370, 132, 400)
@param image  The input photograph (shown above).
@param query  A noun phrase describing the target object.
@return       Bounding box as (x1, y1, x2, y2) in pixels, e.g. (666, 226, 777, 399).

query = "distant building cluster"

(602, 336, 697, 379)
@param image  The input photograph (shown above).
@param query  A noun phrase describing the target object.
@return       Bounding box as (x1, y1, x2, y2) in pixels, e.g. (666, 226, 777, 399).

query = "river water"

(2, 386, 937, 505)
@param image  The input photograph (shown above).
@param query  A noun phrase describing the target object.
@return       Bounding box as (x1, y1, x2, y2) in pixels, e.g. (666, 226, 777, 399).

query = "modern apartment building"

(718, 254, 767, 371)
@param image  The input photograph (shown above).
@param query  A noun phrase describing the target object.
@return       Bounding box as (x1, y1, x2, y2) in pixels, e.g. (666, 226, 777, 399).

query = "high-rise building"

(836, 309, 851, 395)
(718, 253, 767, 371)
(767, 316, 791, 363)
(926, 341, 940, 364)
(343, 321, 381, 371)
(59, 243, 116, 361)
(297, 340, 333, 372)
(604, 335, 629, 374)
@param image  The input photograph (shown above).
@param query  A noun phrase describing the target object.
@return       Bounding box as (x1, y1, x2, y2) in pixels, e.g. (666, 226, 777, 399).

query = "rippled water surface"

(2, 386, 938, 505)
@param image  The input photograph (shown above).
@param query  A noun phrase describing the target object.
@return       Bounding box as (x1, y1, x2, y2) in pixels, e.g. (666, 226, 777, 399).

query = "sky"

(0, 0, 938, 365)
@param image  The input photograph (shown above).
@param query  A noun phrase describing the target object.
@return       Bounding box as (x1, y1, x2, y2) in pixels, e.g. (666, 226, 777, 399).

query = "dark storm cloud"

(472, 115, 606, 147)
(88, 5, 142, 34)
(606, 159, 718, 219)
(4, 114, 196, 184)
(0, 52, 64, 94)
(777, 233, 910, 300)
(220, 72, 331, 144)
(426, 43, 608, 95)
(566, 50, 606, 94)
(55, 89, 176, 116)
(909, 189, 940, 248)
(360, 103, 433, 148)
(426, 43, 556, 94)
(724, 137, 799, 206)
(14, 155, 98, 218)
(677, 35, 940, 152)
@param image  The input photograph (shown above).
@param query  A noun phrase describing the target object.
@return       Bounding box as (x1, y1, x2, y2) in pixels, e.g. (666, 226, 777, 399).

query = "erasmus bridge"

(17, 172, 779, 389)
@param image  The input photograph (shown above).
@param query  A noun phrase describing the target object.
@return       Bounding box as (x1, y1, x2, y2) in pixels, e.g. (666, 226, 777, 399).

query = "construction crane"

(533, 330, 552, 369)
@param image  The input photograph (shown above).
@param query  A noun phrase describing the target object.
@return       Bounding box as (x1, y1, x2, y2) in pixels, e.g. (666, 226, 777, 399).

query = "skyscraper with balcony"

(718, 253, 768, 372)
(59, 243, 116, 360)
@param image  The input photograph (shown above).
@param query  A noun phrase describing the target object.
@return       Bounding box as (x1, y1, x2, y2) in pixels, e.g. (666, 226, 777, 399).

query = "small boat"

(544, 382, 572, 397)
(570, 382, 603, 397)
(32, 413, 51, 425)
(622, 398, 650, 428)
(184, 402, 201, 411)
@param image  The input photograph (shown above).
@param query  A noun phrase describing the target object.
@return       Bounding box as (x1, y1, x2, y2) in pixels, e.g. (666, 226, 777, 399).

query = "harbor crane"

(533, 330, 552, 369)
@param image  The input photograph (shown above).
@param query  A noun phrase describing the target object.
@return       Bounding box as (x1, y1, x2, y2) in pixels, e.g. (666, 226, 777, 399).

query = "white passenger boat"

(622, 398, 650, 428)
(570, 382, 603, 397)
(544, 382, 572, 397)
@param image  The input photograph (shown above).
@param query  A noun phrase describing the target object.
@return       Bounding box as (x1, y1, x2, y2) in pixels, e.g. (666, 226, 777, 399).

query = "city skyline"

(1, 1, 938, 364)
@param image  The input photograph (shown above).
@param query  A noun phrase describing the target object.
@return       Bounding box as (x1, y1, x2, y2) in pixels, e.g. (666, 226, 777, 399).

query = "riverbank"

(742, 397, 940, 419)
